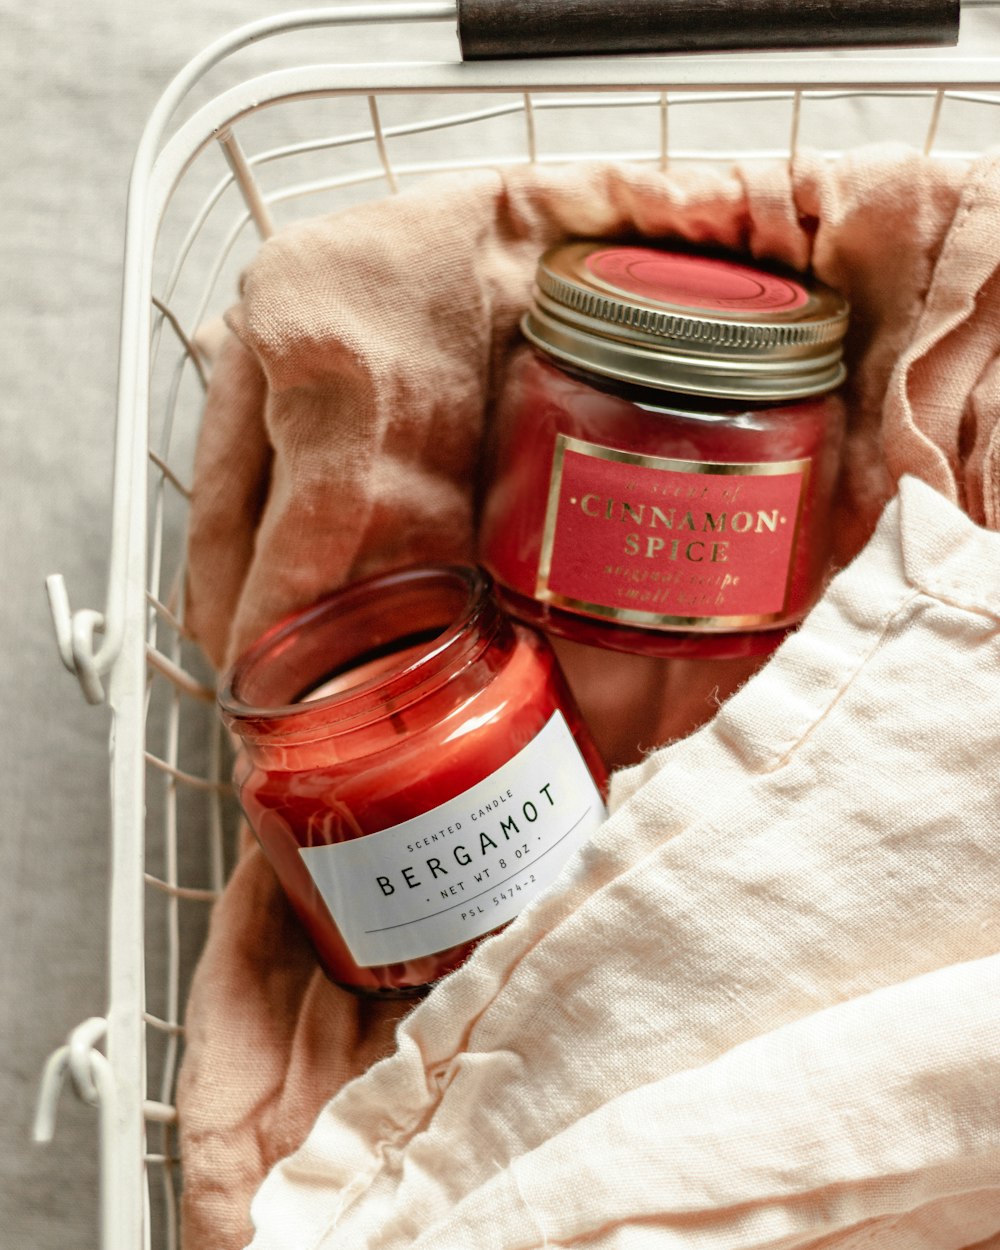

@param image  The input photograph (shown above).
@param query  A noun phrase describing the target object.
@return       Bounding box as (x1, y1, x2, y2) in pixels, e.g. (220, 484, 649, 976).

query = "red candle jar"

(219, 565, 608, 997)
(480, 242, 849, 659)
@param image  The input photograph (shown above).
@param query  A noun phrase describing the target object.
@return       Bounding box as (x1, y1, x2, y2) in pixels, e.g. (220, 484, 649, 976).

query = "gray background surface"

(3, 3, 1000, 1247)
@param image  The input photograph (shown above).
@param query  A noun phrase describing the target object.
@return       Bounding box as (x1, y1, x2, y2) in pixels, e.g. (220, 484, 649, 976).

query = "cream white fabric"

(247, 476, 1000, 1250)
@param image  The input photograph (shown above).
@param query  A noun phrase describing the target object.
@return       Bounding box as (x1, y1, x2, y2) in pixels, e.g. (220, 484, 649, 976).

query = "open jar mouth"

(218, 564, 503, 742)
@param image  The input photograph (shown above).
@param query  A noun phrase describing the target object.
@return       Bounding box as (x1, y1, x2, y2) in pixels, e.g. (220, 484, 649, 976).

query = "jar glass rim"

(218, 564, 501, 740)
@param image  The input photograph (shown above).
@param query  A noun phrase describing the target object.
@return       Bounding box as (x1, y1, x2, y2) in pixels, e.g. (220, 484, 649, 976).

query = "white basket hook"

(46, 575, 109, 706)
(35, 1018, 123, 1250)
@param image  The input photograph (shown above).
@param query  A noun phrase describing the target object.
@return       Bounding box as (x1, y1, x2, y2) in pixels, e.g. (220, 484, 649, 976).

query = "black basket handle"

(457, 0, 960, 60)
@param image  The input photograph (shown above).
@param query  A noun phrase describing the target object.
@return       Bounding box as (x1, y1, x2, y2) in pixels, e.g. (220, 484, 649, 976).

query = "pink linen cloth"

(179, 148, 1000, 1250)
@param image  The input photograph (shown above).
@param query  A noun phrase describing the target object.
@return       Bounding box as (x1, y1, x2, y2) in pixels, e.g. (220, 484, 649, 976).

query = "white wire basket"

(33, 5, 1000, 1249)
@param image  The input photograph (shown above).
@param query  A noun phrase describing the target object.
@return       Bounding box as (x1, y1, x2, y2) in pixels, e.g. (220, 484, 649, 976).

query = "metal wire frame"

(34, 5, 1000, 1250)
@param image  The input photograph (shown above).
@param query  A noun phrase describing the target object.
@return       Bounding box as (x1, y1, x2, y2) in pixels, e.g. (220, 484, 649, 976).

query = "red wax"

(221, 566, 607, 996)
(480, 346, 845, 659)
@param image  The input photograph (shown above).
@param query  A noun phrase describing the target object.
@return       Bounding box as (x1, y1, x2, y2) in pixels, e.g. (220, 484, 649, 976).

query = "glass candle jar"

(219, 565, 608, 997)
(480, 242, 849, 659)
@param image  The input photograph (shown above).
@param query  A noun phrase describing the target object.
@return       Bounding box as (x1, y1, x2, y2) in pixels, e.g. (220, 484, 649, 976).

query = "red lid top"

(584, 246, 809, 313)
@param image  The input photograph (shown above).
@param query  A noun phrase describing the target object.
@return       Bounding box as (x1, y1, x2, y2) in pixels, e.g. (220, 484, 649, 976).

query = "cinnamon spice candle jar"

(480, 242, 849, 659)
(219, 565, 608, 996)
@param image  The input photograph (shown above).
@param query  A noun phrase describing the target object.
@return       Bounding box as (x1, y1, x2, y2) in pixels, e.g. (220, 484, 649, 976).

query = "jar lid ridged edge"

(536, 268, 847, 353)
(527, 241, 850, 400)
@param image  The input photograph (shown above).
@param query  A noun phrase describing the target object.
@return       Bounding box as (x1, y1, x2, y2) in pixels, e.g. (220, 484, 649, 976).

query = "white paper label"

(299, 711, 607, 967)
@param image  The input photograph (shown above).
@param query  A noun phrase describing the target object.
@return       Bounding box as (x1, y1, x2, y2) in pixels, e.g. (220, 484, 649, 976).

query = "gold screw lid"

(523, 241, 849, 401)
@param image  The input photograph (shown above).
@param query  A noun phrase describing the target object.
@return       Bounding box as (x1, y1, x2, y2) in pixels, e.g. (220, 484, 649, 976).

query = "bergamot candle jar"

(480, 241, 849, 659)
(219, 565, 608, 997)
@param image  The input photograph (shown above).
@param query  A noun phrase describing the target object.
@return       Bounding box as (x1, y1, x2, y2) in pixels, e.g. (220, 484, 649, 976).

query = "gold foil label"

(537, 435, 810, 630)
